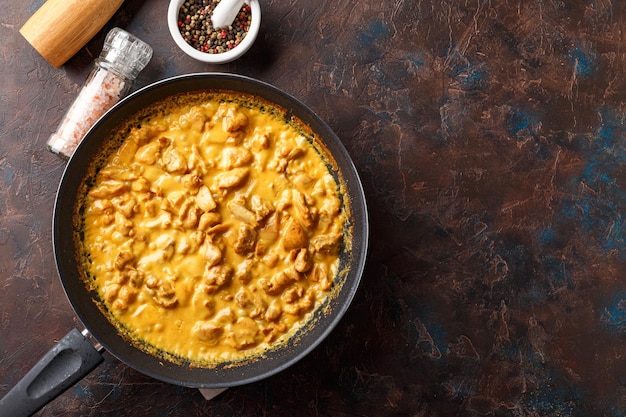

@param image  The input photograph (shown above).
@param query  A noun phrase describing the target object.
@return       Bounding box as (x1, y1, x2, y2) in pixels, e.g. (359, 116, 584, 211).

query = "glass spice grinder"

(47, 28, 153, 159)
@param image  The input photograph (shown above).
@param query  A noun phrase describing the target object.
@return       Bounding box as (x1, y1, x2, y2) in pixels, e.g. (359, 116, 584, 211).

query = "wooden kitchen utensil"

(19, 0, 125, 67)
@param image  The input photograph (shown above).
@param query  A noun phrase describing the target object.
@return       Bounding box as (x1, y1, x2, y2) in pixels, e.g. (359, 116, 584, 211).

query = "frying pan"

(0, 73, 369, 416)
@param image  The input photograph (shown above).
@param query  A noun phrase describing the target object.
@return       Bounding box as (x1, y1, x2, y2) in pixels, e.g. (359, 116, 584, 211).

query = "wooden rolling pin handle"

(19, 0, 125, 68)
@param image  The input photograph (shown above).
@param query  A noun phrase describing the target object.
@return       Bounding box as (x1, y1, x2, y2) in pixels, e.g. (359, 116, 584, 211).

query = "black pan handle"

(0, 328, 104, 417)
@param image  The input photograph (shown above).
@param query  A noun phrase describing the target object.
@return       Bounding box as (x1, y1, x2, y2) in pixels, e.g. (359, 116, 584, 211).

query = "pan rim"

(53, 72, 369, 388)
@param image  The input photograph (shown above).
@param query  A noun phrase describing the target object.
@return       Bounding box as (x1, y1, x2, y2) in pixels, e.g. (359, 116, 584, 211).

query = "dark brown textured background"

(2, 0, 626, 415)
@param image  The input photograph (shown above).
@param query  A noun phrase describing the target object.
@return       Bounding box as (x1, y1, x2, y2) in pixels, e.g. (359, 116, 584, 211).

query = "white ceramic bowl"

(167, 0, 260, 64)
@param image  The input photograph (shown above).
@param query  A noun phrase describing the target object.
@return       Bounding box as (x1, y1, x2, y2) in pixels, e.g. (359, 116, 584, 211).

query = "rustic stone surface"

(1, 0, 626, 415)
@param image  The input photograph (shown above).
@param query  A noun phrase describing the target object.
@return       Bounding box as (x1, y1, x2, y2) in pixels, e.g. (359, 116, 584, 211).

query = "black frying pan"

(0, 73, 368, 416)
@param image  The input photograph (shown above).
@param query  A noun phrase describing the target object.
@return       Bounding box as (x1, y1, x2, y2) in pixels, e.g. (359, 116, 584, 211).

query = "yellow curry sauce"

(78, 92, 350, 364)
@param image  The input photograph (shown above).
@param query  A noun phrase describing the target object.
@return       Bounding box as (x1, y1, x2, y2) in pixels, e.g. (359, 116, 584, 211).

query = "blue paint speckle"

(409, 303, 447, 359)
(568, 46, 597, 79)
(506, 107, 539, 139)
(537, 227, 562, 249)
(357, 20, 392, 45)
(601, 291, 626, 335)
(526, 380, 579, 416)
(456, 66, 488, 91)
(408, 53, 425, 68)
(558, 107, 626, 258)
(28, 0, 46, 13)
(542, 255, 573, 290)
(73, 384, 92, 400)
(1, 163, 15, 188)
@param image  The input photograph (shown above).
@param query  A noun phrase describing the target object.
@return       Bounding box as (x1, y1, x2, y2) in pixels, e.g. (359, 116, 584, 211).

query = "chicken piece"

(114, 195, 137, 219)
(250, 195, 274, 221)
(312, 174, 335, 197)
(262, 253, 279, 268)
(217, 103, 249, 133)
(269, 156, 288, 173)
(213, 307, 236, 324)
(176, 235, 196, 255)
(319, 195, 341, 216)
(310, 264, 332, 291)
(131, 177, 151, 193)
(293, 248, 313, 273)
(182, 174, 203, 195)
(227, 199, 258, 227)
(111, 299, 129, 312)
(143, 199, 159, 217)
(233, 224, 256, 255)
(178, 199, 203, 229)
(259, 270, 296, 295)
(113, 211, 133, 236)
(281, 217, 308, 251)
(293, 190, 316, 229)
(283, 265, 302, 282)
(249, 296, 268, 319)
(234, 259, 253, 283)
(234, 287, 253, 308)
(99, 167, 139, 182)
(278, 143, 306, 161)
(136, 248, 173, 269)
(282, 285, 304, 304)
(283, 290, 315, 316)
(114, 250, 134, 270)
(161, 145, 187, 174)
(114, 138, 139, 165)
(310, 233, 343, 255)
(187, 106, 209, 132)
(124, 268, 144, 288)
(204, 264, 233, 293)
(226, 317, 259, 349)
(191, 288, 215, 318)
(166, 190, 185, 210)
(181, 205, 202, 229)
(187, 144, 209, 175)
(128, 125, 167, 146)
(191, 231, 206, 246)
(191, 321, 222, 345)
(146, 278, 178, 308)
(214, 168, 250, 189)
(196, 186, 217, 212)
(317, 196, 342, 232)
(91, 199, 113, 214)
(221, 147, 253, 169)
(250, 130, 271, 151)
(177, 199, 192, 218)
(99, 213, 115, 227)
(264, 301, 282, 322)
(201, 240, 222, 267)
(135, 139, 167, 165)
(160, 197, 176, 214)
(143, 212, 172, 229)
(102, 283, 120, 303)
(293, 172, 316, 190)
(88, 180, 126, 199)
(198, 212, 221, 230)
(269, 144, 306, 173)
(256, 212, 279, 251)
(117, 285, 137, 308)
(154, 233, 176, 258)
(275, 189, 293, 211)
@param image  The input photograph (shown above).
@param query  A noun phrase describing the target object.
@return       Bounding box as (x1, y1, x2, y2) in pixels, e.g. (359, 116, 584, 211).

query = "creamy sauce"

(78, 92, 349, 365)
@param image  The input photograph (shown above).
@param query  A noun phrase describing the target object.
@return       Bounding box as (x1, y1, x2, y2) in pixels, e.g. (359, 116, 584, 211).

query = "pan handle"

(0, 328, 104, 417)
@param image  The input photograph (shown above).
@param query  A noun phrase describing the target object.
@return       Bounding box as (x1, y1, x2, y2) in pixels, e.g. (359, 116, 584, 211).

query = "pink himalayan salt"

(47, 67, 127, 159)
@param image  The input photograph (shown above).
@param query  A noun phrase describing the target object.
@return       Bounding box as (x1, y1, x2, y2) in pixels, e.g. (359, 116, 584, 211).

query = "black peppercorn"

(177, 0, 252, 54)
